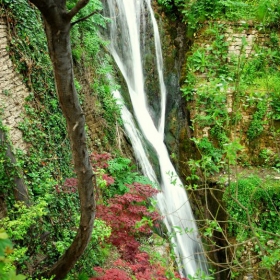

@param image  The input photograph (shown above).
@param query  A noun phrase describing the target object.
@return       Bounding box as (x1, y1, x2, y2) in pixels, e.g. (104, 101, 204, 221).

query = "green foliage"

(157, 0, 185, 14)
(1, 152, 151, 278)
(1, 0, 74, 200)
(0, 230, 12, 257)
(160, 0, 280, 35)
(67, 0, 103, 14)
(180, 0, 254, 37)
(223, 176, 260, 234)
(91, 75, 122, 141)
(223, 175, 280, 273)
(70, 1, 122, 143)
(181, 0, 224, 36)
(2, 0, 280, 279)
(0, 123, 19, 204)
(157, 0, 173, 11)
(180, 12, 280, 276)
(92, 219, 111, 243)
(69, 219, 111, 279)
(223, 139, 244, 165)
(1, 201, 47, 240)
(192, 137, 223, 174)
(188, 269, 215, 280)
(223, 174, 280, 234)
(181, 72, 196, 101)
(203, 219, 223, 238)
(255, 0, 280, 25)
(182, 15, 280, 168)
(0, 201, 52, 275)
(1, 0, 121, 200)
(264, 75, 280, 120)
(186, 26, 229, 77)
(0, 229, 26, 280)
(104, 157, 153, 198)
(247, 99, 268, 141)
(187, 49, 208, 73)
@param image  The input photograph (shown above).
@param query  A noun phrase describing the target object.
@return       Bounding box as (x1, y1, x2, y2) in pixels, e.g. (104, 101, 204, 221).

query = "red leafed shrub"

(90, 152, 112, 170)
(109, 255, 187, 280)
(102, 173, 115, 186)
(96, 182, 161, 262)
(91, 174, 188, 279)
(135, 254, 168, 279)
(54, 178, 78, 194)
(91, 267, 131, 280)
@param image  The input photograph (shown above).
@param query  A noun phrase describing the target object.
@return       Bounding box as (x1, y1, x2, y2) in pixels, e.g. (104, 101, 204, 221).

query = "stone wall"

(195, 21, 268, 57)
(0, 18, 28, 151)
(189, 22, 279, 164)
(225, 22, 267, 57)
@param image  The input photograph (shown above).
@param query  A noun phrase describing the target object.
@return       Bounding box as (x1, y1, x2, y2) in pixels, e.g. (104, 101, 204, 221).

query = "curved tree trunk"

(29, 1, 95, 279)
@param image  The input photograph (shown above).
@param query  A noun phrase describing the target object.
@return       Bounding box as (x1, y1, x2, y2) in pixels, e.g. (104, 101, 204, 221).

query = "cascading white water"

(102, 0, 208, 277)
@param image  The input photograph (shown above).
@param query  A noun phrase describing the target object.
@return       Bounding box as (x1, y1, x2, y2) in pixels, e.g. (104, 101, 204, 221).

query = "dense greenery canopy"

(0, 0, 280, 279)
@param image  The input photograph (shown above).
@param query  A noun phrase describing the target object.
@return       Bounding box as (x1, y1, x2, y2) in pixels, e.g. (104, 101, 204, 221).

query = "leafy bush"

(69, 219, 112, 279)
(256, 0, 280, 25)
(223, 175, 280, 273)
(96, 182, 161, 261)
(91, 152, 153, 200)
(247, 99, 268, 141)
(92, 267, 131, 280)
(223, 174, 280, 234)
(157, 0, 185, 14)
(0, 229, 26, 280)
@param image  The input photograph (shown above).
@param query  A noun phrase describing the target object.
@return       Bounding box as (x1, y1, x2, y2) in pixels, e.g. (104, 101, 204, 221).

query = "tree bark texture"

(29, 1, 95, 279)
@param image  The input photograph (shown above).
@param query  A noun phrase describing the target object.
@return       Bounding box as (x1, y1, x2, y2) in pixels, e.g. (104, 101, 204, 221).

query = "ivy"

(0, 123, 16, 201)
(223, 175, 280, 272)
(247, 99, 268, 141)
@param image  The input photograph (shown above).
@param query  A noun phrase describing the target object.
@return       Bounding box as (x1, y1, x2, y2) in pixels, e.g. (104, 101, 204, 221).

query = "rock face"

(0, 18, 28, 151)
(152, 5, 199, 177)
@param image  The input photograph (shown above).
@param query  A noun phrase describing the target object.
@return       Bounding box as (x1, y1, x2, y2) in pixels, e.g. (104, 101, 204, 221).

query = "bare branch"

(68, 0, 90, 19)
(71, 10, 97, 26)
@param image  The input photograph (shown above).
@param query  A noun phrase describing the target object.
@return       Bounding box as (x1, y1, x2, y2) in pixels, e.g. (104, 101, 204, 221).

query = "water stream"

(102, 0, 208, 277)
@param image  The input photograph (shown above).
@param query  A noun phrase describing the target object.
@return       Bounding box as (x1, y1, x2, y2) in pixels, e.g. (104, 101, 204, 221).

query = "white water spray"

(103, 0, 208, 277)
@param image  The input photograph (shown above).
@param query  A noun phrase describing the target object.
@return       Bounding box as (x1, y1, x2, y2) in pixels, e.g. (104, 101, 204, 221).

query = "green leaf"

(0, 232, 9, 240)
(7, 270, 26, 280)
(0, 239, 13, 257)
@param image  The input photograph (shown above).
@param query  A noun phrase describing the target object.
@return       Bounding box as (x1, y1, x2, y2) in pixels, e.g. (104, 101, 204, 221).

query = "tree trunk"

(29, 1, 95, 279)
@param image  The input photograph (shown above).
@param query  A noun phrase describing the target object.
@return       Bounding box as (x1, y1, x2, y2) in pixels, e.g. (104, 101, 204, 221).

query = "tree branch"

(68, 0, 90, 19)
(71, 10, 97, 26)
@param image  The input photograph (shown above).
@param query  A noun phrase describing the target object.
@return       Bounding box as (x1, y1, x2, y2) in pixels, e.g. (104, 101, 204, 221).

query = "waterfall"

(102, 0, 208, 277)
